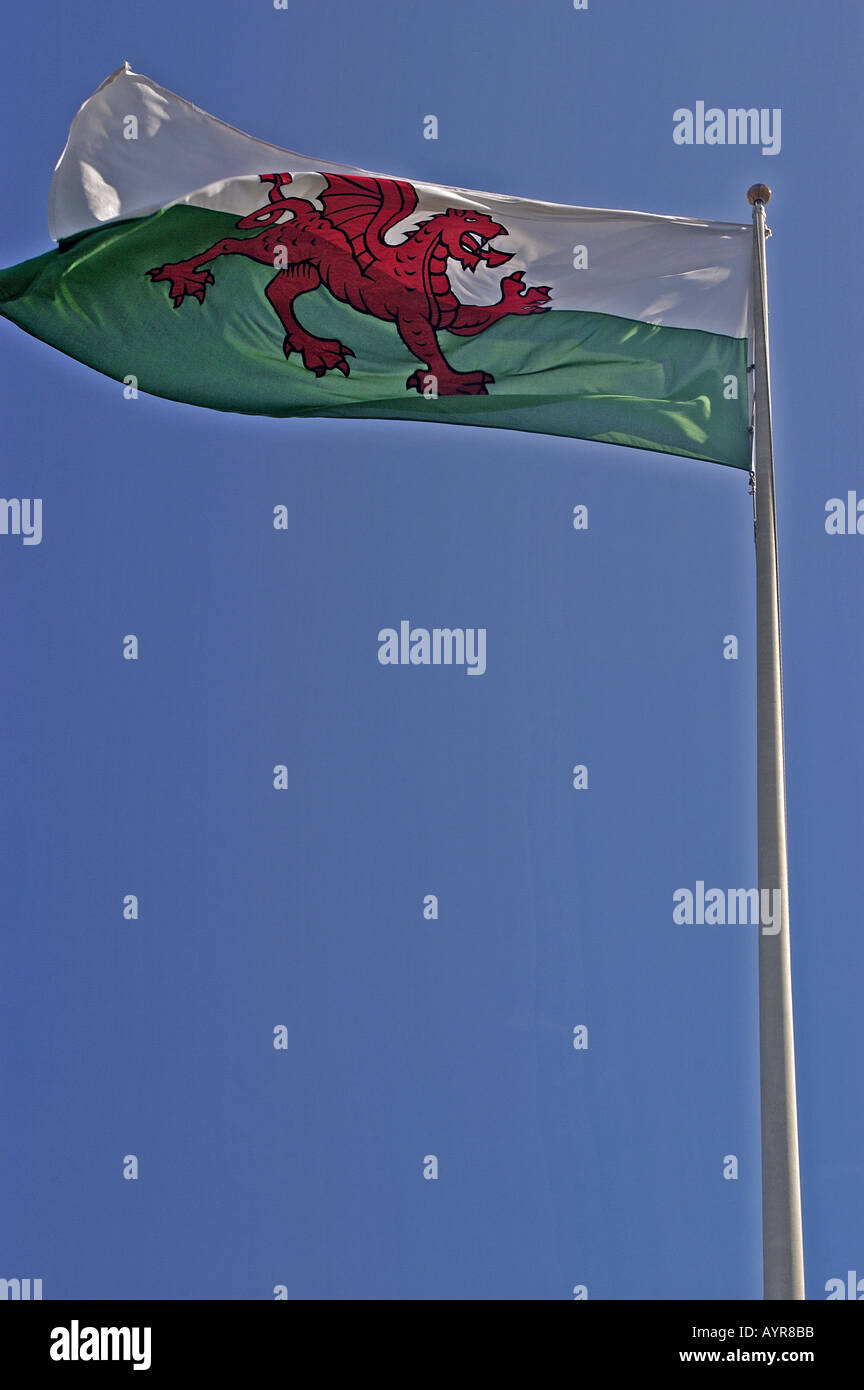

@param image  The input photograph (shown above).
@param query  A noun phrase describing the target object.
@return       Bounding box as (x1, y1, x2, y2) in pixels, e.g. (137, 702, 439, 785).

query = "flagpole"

(748, 184, 805, 1300)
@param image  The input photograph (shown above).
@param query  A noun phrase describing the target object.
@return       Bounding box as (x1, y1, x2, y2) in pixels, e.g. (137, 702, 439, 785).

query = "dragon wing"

(318, 175, 418, 271)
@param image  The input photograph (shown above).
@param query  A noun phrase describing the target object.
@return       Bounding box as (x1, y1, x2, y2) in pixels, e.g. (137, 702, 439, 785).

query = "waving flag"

(0, 65, 752, 466)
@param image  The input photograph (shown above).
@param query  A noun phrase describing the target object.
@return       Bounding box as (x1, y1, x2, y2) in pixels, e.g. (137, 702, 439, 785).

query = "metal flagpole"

(748, 184, 805, 1300)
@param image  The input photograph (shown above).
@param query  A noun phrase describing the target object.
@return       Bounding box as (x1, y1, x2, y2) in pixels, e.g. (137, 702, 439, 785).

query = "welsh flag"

(0, 65, 753, 468)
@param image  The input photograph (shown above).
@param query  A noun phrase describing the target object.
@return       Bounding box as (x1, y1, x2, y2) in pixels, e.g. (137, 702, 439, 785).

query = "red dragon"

(148, 173, 551, 395)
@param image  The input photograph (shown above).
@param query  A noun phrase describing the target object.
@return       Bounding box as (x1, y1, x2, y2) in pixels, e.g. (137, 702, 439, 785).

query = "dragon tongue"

(484, 249, 511, 268)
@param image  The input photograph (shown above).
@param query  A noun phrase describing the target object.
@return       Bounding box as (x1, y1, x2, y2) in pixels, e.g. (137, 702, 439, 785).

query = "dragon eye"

(464, 216, 478, 222)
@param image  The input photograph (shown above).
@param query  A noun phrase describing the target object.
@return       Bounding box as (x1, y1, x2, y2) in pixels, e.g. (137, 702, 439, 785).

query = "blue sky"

(1, 0, 861, 1299)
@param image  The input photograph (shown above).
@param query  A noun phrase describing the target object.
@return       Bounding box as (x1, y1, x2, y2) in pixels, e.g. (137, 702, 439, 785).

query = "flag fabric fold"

(0, 65, 753, 467)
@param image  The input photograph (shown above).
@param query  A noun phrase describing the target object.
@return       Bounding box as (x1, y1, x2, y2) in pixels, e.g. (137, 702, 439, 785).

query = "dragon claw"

(287, 336, 354, 378)
(499, 271, 552, 313)
(406, 368, 494, 396)
(148, 265, 214, 306)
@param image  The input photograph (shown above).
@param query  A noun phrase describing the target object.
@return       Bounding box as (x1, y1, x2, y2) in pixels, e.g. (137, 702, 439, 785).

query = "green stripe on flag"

(0, 205, 750, 468)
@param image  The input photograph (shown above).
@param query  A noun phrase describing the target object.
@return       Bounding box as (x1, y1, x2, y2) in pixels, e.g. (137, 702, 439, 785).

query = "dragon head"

(432, 208, 513, 272)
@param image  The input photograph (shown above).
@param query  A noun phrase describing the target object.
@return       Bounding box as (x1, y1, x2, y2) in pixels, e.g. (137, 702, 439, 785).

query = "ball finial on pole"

(748, 184, 772, 206)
